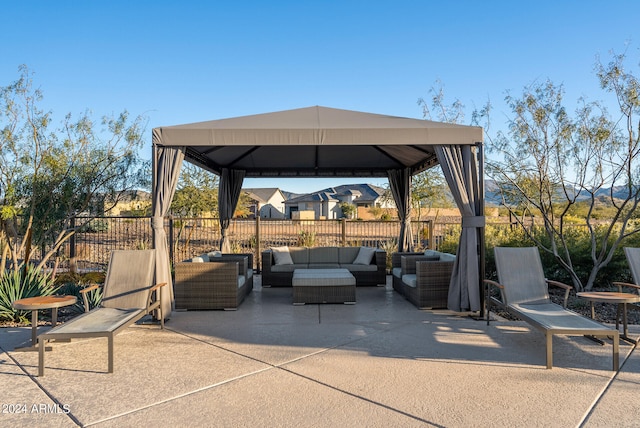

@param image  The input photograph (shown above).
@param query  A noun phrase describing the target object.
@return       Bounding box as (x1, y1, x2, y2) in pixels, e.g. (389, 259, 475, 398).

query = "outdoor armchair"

(37, 249, 166, 376)
(485, 246, 619, 370)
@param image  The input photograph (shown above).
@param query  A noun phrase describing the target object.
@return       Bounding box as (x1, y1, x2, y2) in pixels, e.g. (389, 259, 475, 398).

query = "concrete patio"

(1, 276, 638, 427)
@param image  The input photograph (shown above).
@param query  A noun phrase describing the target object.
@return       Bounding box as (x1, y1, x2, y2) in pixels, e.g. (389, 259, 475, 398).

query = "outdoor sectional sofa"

(261, 246, 387, 287)
(391, 250, 455, 309)
(174, 252, 254, 310)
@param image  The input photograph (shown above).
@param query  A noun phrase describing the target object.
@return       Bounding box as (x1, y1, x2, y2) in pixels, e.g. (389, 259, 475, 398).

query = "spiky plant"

(0, 266, 58, 322)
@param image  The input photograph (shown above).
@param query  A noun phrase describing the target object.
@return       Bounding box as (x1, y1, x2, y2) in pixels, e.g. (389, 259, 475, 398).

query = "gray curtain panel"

(435, 145, 483, 312)
(218, 168, 246, 253)
(387, 167, 413, 252)
(151, 137, 185, 317)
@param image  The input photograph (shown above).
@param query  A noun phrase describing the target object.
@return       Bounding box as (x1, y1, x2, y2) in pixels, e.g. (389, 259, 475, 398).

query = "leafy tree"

(0, 66, 147, 274)
(486, 52, 640, 291)
(170, 164, 219, 217)
(339, 202, 356, 219)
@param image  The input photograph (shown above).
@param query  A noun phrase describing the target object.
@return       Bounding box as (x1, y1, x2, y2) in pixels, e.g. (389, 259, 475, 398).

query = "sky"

(2, 1, 639, 194)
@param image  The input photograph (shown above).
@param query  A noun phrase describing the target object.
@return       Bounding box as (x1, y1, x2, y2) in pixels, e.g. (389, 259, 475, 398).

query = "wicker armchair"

(392, 252, 454, 309)
(174, 255, 251, 310)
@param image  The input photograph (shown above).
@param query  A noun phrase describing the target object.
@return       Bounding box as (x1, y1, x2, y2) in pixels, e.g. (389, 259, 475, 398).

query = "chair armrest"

(146, 282, 167, 312)
(484, 279, 506, 305)
(484, 279, 506, 325)
(391, 252, 424, 269)
(612, 281, 640, 293)
(80, 284, 101, 312)
(545, 279, 572, 308)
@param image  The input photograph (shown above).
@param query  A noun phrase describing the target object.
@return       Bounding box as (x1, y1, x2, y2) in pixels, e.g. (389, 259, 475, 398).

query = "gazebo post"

(477, 141, 486, 318)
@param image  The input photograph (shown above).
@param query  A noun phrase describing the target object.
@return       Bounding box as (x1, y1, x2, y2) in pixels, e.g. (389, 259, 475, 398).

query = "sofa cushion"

(238, 275, 246, 289)
(353, 247, 376, 265)
(309, 247, 339, 264)
(438, 253, 456, 262)
(338, 247, 361, 264)
(340, 264, 377, 272)
(289, 247, 309, 264)
(271, 263, 307, 273)
(402, 274, 417, 288)
(272, 246, 294, 265)
(308, 263, 341, 269)
(192, 254, 209, 263)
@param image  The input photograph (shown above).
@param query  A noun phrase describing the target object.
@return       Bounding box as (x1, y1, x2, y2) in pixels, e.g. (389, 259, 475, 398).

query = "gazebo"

(151, 106, 484, 317)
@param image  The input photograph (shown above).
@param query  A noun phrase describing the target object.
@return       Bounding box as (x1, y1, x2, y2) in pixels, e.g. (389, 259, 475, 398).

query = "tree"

(170, 164, 219, 217)
(0, 66, 148, 274)
(487, 52, 640, 291)
(339, 202, 356, 219)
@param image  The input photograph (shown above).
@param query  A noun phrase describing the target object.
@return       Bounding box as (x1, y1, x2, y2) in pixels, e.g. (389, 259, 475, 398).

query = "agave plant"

(0, 266, 59, 323)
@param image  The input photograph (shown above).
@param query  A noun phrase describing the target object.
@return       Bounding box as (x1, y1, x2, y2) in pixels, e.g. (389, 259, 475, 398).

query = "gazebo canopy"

(151, 106, 484, 318)
(153, 106, 482, 177)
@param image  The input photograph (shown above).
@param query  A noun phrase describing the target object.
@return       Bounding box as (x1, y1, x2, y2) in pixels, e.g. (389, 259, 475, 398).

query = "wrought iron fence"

(5, 216, 464, 272)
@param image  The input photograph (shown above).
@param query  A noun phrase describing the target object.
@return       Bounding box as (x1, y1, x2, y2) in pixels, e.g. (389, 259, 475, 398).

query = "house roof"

(242, 188, 282, 203)
(286, 183, 386, 204)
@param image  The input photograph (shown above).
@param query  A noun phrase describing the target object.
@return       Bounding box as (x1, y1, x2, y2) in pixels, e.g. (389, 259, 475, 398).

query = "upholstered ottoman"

(292, 268, 356, 305)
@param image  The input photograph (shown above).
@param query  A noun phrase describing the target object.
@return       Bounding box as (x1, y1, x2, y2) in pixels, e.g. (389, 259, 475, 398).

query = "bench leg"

(108, 335, 114, 373)
(546, 333, 553, 369)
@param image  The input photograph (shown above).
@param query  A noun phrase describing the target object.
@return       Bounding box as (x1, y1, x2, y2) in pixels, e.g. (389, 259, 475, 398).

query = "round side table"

(577, 291, 640, 344)
(12, 295, 77, 351)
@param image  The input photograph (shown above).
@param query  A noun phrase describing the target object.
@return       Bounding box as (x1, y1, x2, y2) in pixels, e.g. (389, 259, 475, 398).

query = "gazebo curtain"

(218, 168, 246, 253)
(435, 145, 483, 312)
(151, 141, 185, 318)
(387, 168, 414, 252)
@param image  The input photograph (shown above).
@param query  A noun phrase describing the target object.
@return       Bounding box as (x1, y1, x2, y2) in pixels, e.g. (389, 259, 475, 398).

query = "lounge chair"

(485, 247, 619, 370)
(612, 247, 640, 310)
(37, 249, 166, 376)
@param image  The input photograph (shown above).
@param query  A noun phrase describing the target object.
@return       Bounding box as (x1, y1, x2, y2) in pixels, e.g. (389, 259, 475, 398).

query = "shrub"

(55, 271, 105, 314)
(0, 266, 58, 322)
(297, 230, 316, 247)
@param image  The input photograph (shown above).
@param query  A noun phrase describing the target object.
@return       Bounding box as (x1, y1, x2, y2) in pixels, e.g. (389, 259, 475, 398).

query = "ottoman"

(292, 269, 356, 305)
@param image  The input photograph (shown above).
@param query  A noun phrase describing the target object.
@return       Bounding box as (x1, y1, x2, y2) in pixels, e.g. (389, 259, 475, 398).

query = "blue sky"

(2, 1, 638, 193)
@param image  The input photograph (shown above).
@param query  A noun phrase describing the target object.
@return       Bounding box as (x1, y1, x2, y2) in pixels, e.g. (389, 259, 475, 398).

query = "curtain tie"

(151, 216, 165, 230)
(461, 216, 485, 228)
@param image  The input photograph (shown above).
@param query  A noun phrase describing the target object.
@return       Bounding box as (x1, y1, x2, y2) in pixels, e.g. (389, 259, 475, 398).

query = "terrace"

(2, 276, 638, 426)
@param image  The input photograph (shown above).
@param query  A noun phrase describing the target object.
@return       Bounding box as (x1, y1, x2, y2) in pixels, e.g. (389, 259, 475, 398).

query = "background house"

(243, 188, 286, 219)
(284, 184, 393, 220)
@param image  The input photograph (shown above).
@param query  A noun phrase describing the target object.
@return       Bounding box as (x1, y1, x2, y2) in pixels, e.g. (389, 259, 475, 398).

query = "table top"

(12, 295, 77, 310)
(577, 291, 640, 304)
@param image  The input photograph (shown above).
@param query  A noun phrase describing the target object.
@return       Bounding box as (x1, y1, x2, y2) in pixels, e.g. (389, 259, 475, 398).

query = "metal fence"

(30, 216, 460, 272)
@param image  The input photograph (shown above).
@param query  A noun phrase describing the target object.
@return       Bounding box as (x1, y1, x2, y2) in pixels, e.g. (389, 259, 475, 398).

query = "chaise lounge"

(37, 249, 166, 376)
(486, 246, 619, 370)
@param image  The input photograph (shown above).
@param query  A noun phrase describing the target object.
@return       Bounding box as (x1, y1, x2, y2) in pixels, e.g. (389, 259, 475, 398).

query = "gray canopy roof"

(153, 106, 482, 177)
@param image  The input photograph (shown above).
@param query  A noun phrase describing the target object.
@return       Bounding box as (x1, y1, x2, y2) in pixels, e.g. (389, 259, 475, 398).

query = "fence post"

(168, 217, 174, 267)
(341, 218, 346, 247)
(255, 216, 261, 272)
(427, 220, 434, 250)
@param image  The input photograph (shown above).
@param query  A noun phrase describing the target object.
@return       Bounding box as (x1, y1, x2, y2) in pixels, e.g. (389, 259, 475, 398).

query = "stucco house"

(243, 188, 286, 219)
(284, 184, 394, 219)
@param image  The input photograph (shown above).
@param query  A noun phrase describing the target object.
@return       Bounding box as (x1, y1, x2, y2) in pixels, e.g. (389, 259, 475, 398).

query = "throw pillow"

(353, 246, 376, 265)
(272, 246, 294, 265)
(207, 250, 222, 258)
